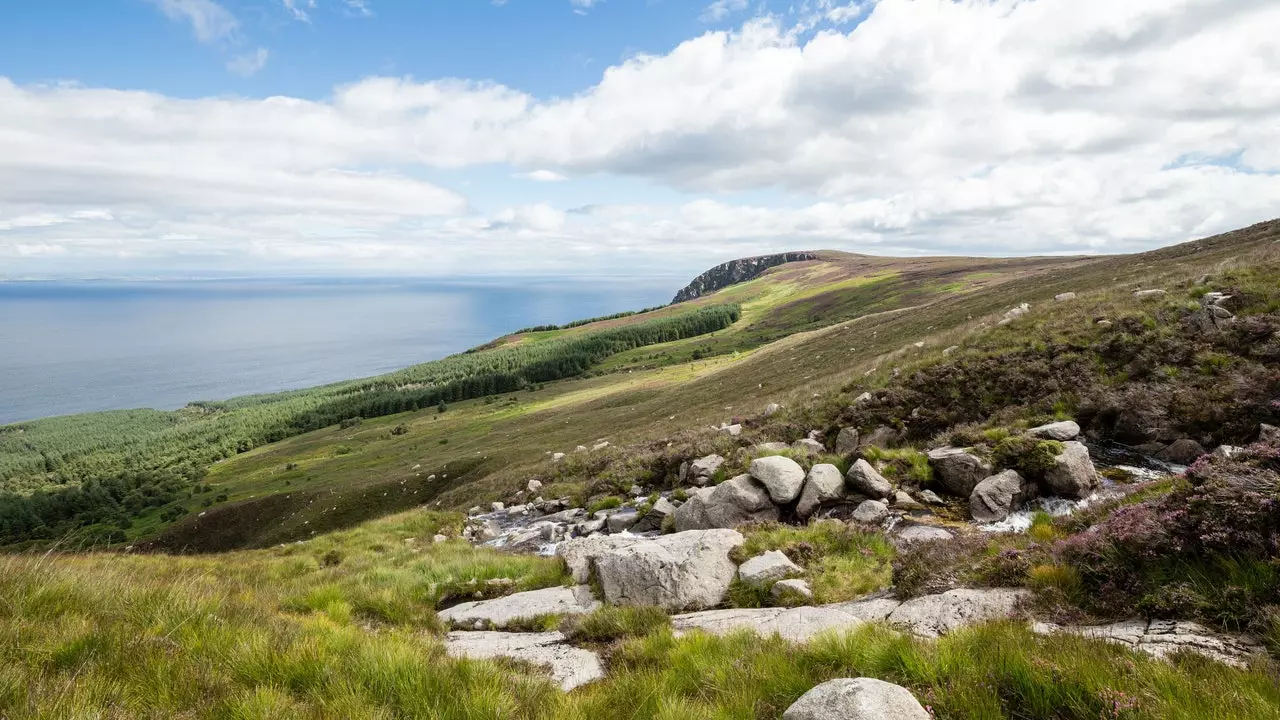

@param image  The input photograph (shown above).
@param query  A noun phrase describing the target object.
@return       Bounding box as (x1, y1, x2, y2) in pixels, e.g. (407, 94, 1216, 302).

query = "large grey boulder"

(851, 499, 889, 524)
(606, 510, 640, 533)
(632, 497, 676, 533)
(687, 454, 725, 486)
(445, 631, 603, 692)
(859, 426, 898, 449)
(796, 464, 845, 519)
(887, 588, 1029, 638)
(438, 585, 600, 629)
(1156, 438, 1205, 465)
(1133, 289, 1167, 300)
(835, 427, 860, 455)
(705, 474, 780, 528)
(749, 456, 807, 503)
(738, 550, 802, 586)
(927, 447, 992, 497)
(845, 459, 893, 499)
(1042, 441, 1100, 498)
(1027, 420, 1080, 441)
(592, 529, 745, 611)
(672, 487, 716, 531)
(783, 678, 931, 720)
(969, 470, 1035, 523)
(557, 535, 644, 583)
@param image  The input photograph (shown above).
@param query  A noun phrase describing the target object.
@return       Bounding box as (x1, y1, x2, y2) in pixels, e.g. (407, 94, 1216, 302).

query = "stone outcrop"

(969, 470, 1036, 523)
(444, 631, 603, 691)
(835, 427, 860, 455)
(438, 585, 600, 629)
(887, 588, 1030, 638)
(845, 459, 893, 499)
(749, 456, 808, 503)
(592, 529, 745, 611)
(1032, 619, 1265, 668)
(1027, 420, 1080, 441)
(927, 447, 992, 497)
(783, 678, 931, 720)
(557, 535, 644, 583)
(893, 525, 954, 545)
(796, 464, 845, 519)
(631, 497, 676, 533)
(1042, 441, 1100, 498)
(672, 252, 817, 303)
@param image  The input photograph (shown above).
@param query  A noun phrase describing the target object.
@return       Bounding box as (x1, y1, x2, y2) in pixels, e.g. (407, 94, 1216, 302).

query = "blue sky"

(0, 0, 1277, 279)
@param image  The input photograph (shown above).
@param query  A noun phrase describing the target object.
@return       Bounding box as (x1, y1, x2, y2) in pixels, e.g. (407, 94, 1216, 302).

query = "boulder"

(834, 427, 860, 455)
(719, 424, 743, 437)
(687, 454, 726, 486)
(969, 470, 1035, 523)
(893, 490, 926, 512)
(851, 500, 889, 524)
(754, 441, 790, 452)
(926, 447, 992, 497)
(737, 550, 802, 586)
(853, 392, 874, 405)
(557, 535, 644, 583)
(438, 585, 600, 629)
(999, 303, 1030, 324)
(764, 403, 782, 417)
(795, 464, 845, 519)
(943, 345, 960, 356)
(782, 678, 931, 720)
(792, 438, 825, 456)
(894, 525, 954, 546)
(672, 606, 868, 643)
(887, 588, 1030, 638)
(1027, 420, 1080, 441)
(490, 501, 505, 512)
(859, 426, 897, 449)
(1042, 441, 1100, 498)
(919, 489, 946, 506)
(1054, 292, 1077, 302)
(1259, 424, 1280, 444)
(845, 459, 893, 500)
(592, 529, 745, 611)
(632, 497, 676, 533)
(606, 510, 640, 533)
(672, 487, 716, 532)
(771, 578, 813, 604)
(1133, 289, 1167, 300)
(749, 456, 807, 504)
(444, 631, 603, 692)
(1212, 445, 1243, 461)
(1156, 438, 1206, 465)
(527, 479, 543, 493)
(705, 475, 781, 528)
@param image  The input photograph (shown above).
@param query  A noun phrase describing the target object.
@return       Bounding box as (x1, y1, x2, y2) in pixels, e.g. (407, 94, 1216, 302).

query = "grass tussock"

(729, 520, 894, 605)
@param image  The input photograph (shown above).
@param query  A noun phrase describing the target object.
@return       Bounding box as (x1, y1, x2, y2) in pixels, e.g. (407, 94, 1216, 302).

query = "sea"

(0, 276, 682, 425)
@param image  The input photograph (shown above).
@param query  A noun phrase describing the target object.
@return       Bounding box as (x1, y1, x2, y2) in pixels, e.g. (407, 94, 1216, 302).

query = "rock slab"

(783, 678, 931, 720)
(887, 588, 1029, 638)
(445, 631, 603, 692)
(593, 529, 745, 611)
(438, 586, 600, 629)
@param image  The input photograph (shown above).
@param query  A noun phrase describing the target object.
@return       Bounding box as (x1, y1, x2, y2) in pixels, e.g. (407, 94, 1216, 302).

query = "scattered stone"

(851, 500, 889, 524)
(490, 502, 505, 513)
(433, 534, 448, 543)
(1096, 319, 1113, 328)
(506, 504, 531, 517)
(754, 442, 790, 452)
(1156, 438, 1206, 465)
(845, 459, 893, 500)
(591, 441, 610, 452)
(918, 489, 946, 506)
(632, 497, 676, 533)
(893, 490, 926, 512)
(738, 550, 803, 586)
(1042, 441, 1100, 498)
(527, 479, 543, 494)
(573, 519, 606, 536)
(687, 454, 726, 486)
(552, 452, 566, 462)
(764, 403, 782, 417)
(1133, 289, 1167, 300)
(444, 631, 603, 692)
(926, 447, 993, 497)
(575, 445, 588, 453)
(859, 426, 897, 449)
(969, 470, 1035, 523)
(771, 578, 813, 604)
(853, 392, 874, 405)
(893, 525, 954, 546)
(1212, 445, 1243, 460)
(887, 588, 1029, 638)
(704, 475, 781, 528)
(912, 341, 925, 349)
(672, 606, 863, 643)
(834, 427, 860, 455)
(672, 487, 716, 532)
(782, 678, 931, 720)
(438, 585, 599, 629)
(796, 464, 846, 519)
(1054, 292, 1077, 302)
(999, 303, 1031, 324)
(542, 507, 584, 523)
(1027, 420, 1080, 441)
(942, 345, 960, 356)
(749, 456, 808, 504)
(592, 529, 745, 611)
(792, 438, 825, 456)
(719, 424, 743, 437)
(606, 510, 640, 533)
(468, 506, 482, 516)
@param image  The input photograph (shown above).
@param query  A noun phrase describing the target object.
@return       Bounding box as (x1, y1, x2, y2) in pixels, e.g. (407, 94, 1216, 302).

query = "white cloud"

(700, 0, 748, 23)
(147, 0, 238, 43)
(345, 0, 373, 17)
(5, 0, 1280, 277)
(570, 0, 600, 14)
(517, 170, 569, 182)
(280, 0, 316, 22)
(226, 48, 270, 77)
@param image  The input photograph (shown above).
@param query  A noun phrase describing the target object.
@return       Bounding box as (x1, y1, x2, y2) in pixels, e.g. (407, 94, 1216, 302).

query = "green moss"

(991, 436, 1063, 477)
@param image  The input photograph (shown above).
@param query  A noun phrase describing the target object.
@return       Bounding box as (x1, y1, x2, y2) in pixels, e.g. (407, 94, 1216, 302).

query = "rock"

(542, 507, 584, 523)
(851, 500, 889, 524)
(1212, 445, 1243, 460)
(506, 504, 531, 517)
(719, 424, 743, 437)
(771, 578, 813, 604)
(527, 479, 543, 494)
(606, 510, 640, 533)
(853, 392, 873, 405)
(796, 464, 845, 519)
(969, 470, 1035, 523)
(926, 447, 993, 497)
(834, 427, 860, 455)
(1259, 424, 1280, 444)
(433, 534, 448, 543)
(1096, 319, 1112, 328)
(737, 550, 803, 586)
(888, 588, 1029, 638)
(1156, 438, 1206, 465)
(919, 489, 946, 506)
(552, 452, 566, 462)
(845, 459, 893, 500)
(1034, 619, 1266, 669)
(591, 441, 610, 452)
(1133, 289, 1167, 300)
(438, 585, 600, 629)
(592, 529, 745, 611)
(791, 438, 825, 456)
(1054, 292, 1077, 302)
(748, 456, 807, 504)
(490, 502, 505, 512)
(467, 506, 482, 516)
(539, 523, 563, 542)
(687, 454, 725, 486)
(1027, 420, 1080, 441)
(632, 497, 676, 533)
(782, 678, 931, 720)
(557, 535, 644, 583)
(893, 525, 954, 546)
(942, 345, 960, 356)
(575, 445, 588, 453)
(672, 487, 716, 531)
(573, 519, 606, 536)
(672, 606, 865, 643)
(444, 631, 603, 692)
(764, 403, 782, 417)
(705, 475, 781, 528)
(893, 490, 926, 512)
(754, 442, 790, 452)
(999, 303, 1030, 325)
(859, 426, 897, 449)
(1042, 441, 1100, 498)
(1190, 304, 1235, 334)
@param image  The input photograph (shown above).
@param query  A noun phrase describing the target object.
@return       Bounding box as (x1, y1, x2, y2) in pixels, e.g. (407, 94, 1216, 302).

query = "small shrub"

(339, 417, 363, 429)
(285, 462, 299, 471)
(333, 445, 355, 456)
(390, 424, 409, 436)
(320, 549, 344, 567)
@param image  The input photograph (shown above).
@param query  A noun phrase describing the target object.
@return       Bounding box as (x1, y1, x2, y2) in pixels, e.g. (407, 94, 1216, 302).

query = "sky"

(0, 0, 1278, 279)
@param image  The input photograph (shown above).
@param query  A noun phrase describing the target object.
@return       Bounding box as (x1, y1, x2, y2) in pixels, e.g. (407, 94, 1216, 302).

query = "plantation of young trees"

(0, 304, 740, 545)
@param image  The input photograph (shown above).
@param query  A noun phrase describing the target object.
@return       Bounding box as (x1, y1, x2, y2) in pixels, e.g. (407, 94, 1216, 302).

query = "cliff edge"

(672, 251, 817, 304)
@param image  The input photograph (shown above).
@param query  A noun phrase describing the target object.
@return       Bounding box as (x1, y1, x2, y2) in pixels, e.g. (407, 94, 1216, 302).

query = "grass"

(729, 521, 895, 605)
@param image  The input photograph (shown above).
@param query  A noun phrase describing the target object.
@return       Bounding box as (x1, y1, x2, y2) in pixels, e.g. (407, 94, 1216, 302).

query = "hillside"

(2, 219, 1279, 718)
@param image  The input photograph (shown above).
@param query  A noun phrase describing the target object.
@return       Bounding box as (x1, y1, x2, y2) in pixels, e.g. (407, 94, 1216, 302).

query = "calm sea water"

(0, 277, 681, 425)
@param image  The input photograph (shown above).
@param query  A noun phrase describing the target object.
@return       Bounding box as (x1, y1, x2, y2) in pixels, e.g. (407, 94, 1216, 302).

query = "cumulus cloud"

(4, 0, 1280, 276)
(226, 48, 269, 76)
(516, 170, 569, 182)
(701, 0, 748, 23)
(147, 0, 239, 43)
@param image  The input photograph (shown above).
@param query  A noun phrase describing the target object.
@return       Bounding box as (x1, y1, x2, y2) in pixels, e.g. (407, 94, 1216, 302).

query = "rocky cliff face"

(672, 252, 817, 303)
